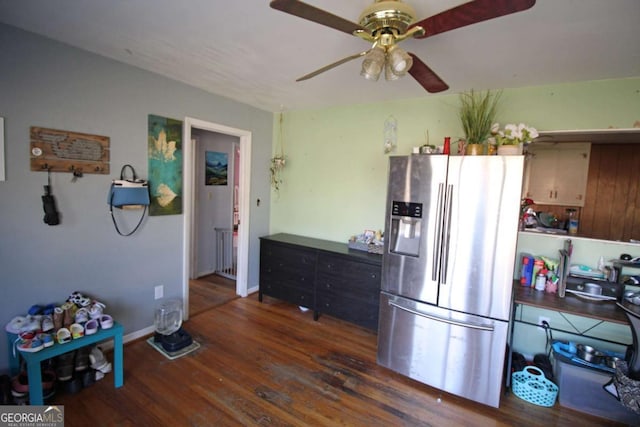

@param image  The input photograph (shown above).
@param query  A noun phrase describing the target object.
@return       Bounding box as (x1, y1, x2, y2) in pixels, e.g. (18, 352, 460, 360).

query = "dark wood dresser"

(259, 233, 382, 331)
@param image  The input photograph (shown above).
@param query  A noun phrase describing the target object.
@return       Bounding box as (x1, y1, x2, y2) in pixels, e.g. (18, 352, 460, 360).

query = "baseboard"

(194, 269, 216, 278)
(98, 325, 155, 352)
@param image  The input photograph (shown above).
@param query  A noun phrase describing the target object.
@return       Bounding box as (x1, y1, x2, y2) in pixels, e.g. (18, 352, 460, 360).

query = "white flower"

(493, 122, 538, 145)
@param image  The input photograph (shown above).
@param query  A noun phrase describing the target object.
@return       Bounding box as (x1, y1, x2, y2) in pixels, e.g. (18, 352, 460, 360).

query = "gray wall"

(0, 24, 272, 373)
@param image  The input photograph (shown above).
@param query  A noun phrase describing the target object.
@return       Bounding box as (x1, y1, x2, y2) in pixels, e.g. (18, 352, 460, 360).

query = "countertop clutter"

(513, 239, 640, 421)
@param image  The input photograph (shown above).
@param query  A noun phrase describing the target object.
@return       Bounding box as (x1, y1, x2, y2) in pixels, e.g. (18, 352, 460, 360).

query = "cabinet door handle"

(549, 190, 553, 198)
(554, 190, 558, 198)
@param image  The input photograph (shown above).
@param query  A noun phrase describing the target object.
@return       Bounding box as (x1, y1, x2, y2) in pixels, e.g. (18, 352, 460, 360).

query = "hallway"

(189, 274, 238, 317)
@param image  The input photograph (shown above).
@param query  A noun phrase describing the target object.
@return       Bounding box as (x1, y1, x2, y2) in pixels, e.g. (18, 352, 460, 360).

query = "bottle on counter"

(566, 209, 579, 235)
(535, 269, 547, 291)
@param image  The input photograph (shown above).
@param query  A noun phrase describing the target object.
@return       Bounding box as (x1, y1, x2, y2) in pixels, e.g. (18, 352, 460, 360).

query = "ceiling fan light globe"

(361, 62, 383, 81)
(388, 45, 413, 75)
(384, 61, 400, 81)
(361, 46, 386, 81)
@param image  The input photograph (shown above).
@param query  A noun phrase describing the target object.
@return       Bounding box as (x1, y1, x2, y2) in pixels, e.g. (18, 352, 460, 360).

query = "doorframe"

(182, 117, 252, 319)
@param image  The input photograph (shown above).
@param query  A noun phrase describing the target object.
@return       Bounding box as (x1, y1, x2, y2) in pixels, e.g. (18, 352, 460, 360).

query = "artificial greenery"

(270, 112, 286, 192)
(458, 89, 502, 145)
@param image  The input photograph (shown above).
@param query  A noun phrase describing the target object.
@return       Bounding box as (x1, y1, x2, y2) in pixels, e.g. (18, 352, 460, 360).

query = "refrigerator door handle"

(388, 300, 495, 331)
(432, 183, 445, 281)
(440, 184, 454, 284)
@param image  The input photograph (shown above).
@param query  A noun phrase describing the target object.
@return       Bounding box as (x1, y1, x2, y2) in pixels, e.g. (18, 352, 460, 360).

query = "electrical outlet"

(154, 285, 163, 300)
(538, 316, 550, 332)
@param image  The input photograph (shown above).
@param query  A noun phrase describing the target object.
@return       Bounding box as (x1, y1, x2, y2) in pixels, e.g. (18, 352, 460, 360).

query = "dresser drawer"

(261, 282, 313, 308)
(316, 292, 379, 330)
(260, 243, 316, 291)
(316, 253, 380, 299)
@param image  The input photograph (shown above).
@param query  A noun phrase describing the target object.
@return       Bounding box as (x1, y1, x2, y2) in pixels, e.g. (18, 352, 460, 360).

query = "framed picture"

(148, 114, 183, 216)
(0, 117, 4, 181)
(205, 151, 228, 186)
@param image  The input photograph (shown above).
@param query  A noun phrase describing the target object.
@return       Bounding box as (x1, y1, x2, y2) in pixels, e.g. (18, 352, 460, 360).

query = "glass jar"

(566, 209, 578, 235)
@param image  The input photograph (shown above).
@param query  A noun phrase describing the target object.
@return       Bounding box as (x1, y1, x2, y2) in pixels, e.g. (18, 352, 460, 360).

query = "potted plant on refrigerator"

(458, 89, 502, 155)
(490, 123, 539, 155)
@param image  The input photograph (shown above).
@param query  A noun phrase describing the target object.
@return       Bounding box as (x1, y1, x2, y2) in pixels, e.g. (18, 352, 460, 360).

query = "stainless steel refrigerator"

(377, 154, 524, 408)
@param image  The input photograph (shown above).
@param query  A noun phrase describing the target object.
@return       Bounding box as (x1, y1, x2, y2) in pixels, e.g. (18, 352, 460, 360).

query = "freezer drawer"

(377, 292, 509, 408)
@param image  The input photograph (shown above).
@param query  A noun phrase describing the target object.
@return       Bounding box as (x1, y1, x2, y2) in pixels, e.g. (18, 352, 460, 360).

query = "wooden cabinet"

(259, 233, 382, 331)
(315, 252, 381, 331)
(259, 241, 316, 308)
(524, 143, 591, 206)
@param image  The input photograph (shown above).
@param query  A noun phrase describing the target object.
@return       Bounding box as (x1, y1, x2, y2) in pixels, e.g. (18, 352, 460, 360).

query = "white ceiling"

(1, 0, 639, 112)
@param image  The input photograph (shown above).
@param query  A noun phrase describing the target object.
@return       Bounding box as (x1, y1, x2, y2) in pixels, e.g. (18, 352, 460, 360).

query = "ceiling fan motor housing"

(358, 0, 417, 35)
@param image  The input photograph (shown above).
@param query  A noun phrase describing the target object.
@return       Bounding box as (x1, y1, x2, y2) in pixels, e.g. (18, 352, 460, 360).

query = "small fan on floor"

(153, 299, 193, 353)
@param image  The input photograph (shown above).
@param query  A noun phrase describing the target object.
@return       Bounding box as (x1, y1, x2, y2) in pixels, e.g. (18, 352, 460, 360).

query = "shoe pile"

(8, 360, 58, 405)
(4, 291, 116, 402)
(4, 291, 114, 353)
(54, 346, 110, 395)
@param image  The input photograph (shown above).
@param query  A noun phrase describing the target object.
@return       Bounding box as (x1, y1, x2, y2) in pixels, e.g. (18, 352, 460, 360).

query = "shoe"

(85, 319, 99, 335)
(89, 301, 106, 319)
(21, 316, 41, 333)
(70, 323, 84, 339)
(37, 333, 54, 348)
(533, 353, 554, 382)
(68, 292, 91, 308)
(28, 305, 44, 316)
(11, 373, 29, 396)
(99, 314, 113, 329)
(42, 304, 56, 315)
(53, 307, 64, 331)
(81, 369, 95, 388)
(89, 347, 112, 374)
(64, 375, 83, 394)
(16, 337, 44, 353)
(55, 352, 76, 381)
(75, 346, 91, 372)
(511, 352, 527, 373)
(61, 302, 75, 328)
(41, 315, 54, 332)
(56, 328, 72, 344)
(75, 308, 89, 324)
(5, 316, 27, 334)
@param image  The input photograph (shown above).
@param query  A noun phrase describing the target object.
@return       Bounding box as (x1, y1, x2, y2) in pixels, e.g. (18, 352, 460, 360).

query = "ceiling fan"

(270, 0, 536, 93)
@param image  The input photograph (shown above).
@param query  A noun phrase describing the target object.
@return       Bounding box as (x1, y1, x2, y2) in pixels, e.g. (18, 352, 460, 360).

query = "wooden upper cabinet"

(524, 143, 591, 206)
(580, 143, 640, 242)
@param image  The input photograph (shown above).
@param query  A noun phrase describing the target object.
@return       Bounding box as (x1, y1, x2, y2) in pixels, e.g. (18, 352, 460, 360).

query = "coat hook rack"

(30, 126, 110, 175)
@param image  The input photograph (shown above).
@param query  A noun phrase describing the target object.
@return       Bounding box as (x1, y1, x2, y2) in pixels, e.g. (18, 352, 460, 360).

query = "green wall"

(271, 78, 640, 242)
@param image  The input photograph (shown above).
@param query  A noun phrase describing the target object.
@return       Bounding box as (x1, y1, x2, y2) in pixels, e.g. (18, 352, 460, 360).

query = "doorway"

(182, 117, 252, 320)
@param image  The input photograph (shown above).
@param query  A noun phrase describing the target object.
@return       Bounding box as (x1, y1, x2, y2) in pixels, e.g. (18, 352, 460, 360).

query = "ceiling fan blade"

(412, 0, 536, 39)
(408, 54, 449, 93)
(297, 51, 369, 82)
(270, 0, 364, 35)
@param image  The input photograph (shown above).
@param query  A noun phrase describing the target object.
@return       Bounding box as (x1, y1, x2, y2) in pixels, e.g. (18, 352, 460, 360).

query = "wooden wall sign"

(30, 127, 110, 174)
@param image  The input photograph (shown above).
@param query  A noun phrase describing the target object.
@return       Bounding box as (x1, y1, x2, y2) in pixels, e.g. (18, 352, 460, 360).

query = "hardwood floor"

(189, 273, 238, 316)
(54, 295, 626, 426)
